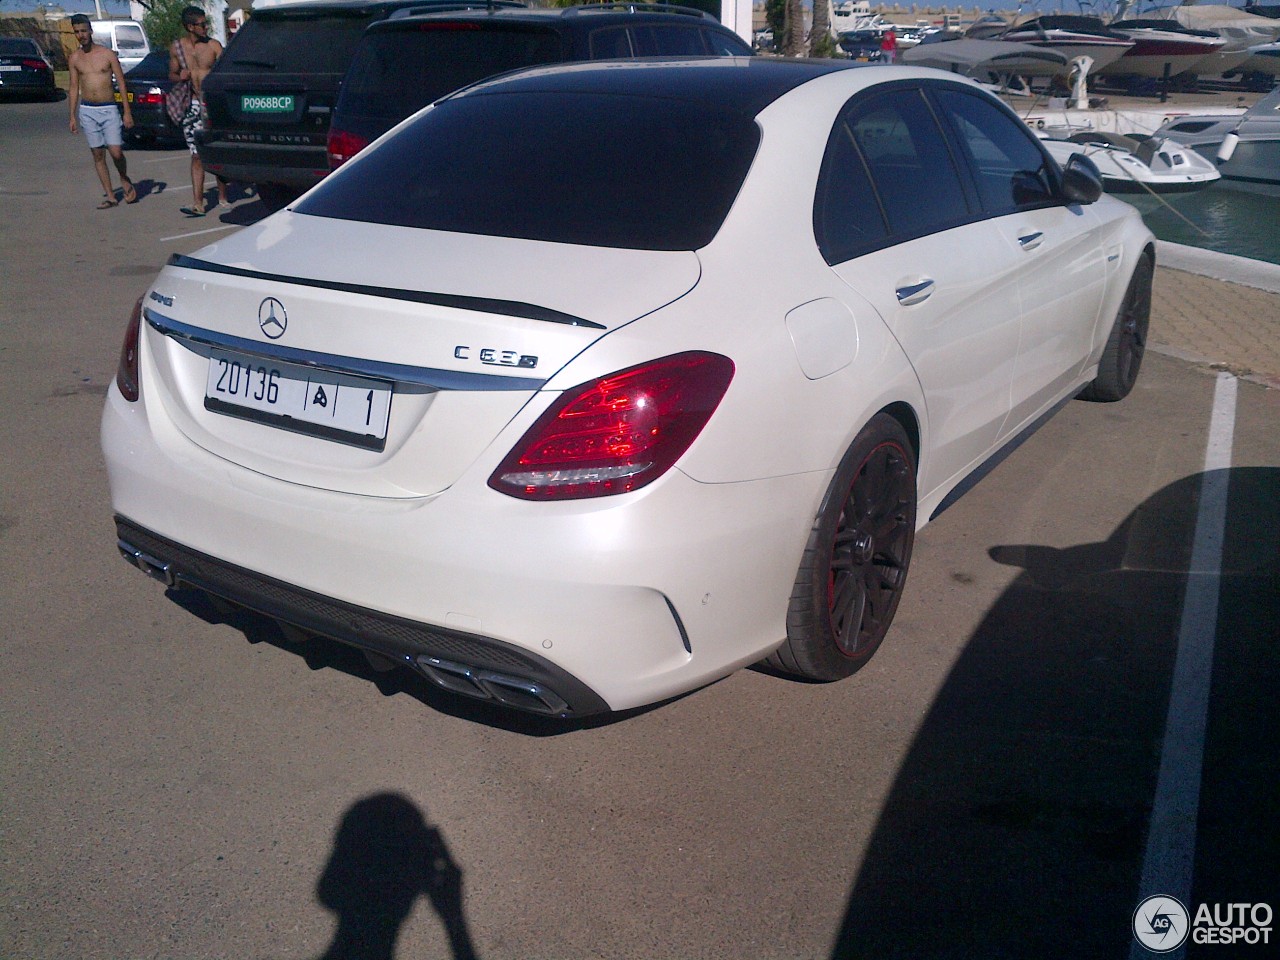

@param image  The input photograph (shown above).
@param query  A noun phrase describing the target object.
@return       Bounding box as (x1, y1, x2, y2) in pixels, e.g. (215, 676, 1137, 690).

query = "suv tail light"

(116, 297, 143, 402)
(327, 128, 370, 170)
(489, 352, 734, 501)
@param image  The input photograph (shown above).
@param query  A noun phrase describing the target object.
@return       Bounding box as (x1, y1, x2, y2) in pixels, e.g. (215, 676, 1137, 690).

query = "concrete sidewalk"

(1151, 242, 1280, 390)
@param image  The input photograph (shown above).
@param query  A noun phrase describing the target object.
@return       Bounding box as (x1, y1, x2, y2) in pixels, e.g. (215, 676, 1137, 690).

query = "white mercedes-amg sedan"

(102, 58, 1154, 718)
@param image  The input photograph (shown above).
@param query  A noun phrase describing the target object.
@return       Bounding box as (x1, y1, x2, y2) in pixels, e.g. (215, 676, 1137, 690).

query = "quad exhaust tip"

(118, 539, 174, 586)
(415, 655, 570, 716)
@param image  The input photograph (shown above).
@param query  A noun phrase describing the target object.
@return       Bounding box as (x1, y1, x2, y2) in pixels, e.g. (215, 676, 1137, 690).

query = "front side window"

(297, 90, 760, 250)
(932, 88, 1057, 213)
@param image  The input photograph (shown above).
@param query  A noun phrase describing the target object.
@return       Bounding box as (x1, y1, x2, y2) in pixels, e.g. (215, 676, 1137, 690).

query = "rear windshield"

(217, 12, 378, 75)
(0, 38, 40, 56)
(296, 90, 760, 250)
(339, 25, 565, 120)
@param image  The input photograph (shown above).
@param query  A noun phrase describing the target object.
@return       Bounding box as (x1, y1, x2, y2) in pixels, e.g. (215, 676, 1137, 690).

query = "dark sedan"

(0, 37, 57, 101)
(115, 50, 181, 144)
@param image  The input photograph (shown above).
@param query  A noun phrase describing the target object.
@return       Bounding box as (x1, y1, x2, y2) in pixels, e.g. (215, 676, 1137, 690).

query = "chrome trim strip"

(166, 253, 605, 329)
(144, 309, 547, 392)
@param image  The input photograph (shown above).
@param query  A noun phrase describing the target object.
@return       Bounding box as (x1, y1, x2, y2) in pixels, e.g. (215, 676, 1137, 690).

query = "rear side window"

(0, 38, 40, 56)
(116, 23, 148, 53)
(814, 122, 890, 265)
(588, 27, 634, 58)
(631, 25, 708, 56)
(340, 26, 564, 120)
(216, 13, 376, 75)
(846, 88, 969, 239)
(296, 91, 761, 250)
(932, 88, 1057, 213)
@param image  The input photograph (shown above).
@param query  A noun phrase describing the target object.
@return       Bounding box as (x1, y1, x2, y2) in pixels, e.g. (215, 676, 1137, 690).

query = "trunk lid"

(141, 213, 701, 498)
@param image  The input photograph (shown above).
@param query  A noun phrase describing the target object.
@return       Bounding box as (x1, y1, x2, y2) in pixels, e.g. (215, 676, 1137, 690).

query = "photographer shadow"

(312, 792, 478, 960)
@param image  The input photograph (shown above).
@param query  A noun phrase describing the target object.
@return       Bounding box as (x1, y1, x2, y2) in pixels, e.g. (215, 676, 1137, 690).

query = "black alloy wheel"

(1079, 252, 1153, 402)
(768, 413, 917, 682)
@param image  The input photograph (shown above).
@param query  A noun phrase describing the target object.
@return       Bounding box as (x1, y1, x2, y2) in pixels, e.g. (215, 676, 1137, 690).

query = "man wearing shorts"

(170, 7, 225, 216)
(68, 14, 135, 208)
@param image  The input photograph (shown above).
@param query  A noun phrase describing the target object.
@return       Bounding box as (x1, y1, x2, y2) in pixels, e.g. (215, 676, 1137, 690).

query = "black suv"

(328, 4, 751, 169)
(197, 0, 526, 208)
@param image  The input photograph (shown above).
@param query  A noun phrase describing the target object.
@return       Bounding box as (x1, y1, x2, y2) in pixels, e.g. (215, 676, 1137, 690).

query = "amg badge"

(453, 346, 538, 369)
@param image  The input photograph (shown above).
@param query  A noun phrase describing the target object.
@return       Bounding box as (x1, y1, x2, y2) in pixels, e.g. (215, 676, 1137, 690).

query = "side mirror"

(1060, 153, 1103, 205)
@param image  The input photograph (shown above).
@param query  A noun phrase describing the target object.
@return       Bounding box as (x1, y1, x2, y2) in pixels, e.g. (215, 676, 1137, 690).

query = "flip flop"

(180, 204, 206, 218)
(122, 182, 138, 204)
(97, 198, 118, 210)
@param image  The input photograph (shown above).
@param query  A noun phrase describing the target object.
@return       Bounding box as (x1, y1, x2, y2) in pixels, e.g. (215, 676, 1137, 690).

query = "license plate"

(241, 94, 294, 114)
(0, 65, 21, 72)
(204, 349, 392, 450)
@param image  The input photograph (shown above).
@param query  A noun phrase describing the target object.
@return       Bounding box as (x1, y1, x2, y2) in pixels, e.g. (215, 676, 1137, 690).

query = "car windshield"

(296, 90, 761, 250)
(0, 38, 40, 56)
(339, 25, 565, 120)
(219, 12, 377, 74)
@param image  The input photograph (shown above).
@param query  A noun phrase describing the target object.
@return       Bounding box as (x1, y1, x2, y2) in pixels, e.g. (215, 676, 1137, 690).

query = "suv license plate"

(241, 94, 294, 114)
(204, 349, 392, 451)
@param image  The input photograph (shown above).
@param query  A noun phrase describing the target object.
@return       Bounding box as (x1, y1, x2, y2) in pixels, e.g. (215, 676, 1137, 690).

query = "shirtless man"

(68, 14, 136, 208)
(170, 6, 225, 216)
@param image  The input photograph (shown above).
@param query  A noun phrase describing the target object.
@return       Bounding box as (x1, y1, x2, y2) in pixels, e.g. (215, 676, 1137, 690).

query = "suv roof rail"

(559, 3, 716, 21)
(387, 0, 526, 18)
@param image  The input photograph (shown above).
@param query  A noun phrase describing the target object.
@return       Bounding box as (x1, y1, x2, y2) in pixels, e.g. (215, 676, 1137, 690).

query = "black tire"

(767, 413, 917, 681)
(1079, 252, 1153, 402)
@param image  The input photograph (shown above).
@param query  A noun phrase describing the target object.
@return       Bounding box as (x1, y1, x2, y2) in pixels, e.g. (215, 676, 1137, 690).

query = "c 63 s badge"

(454, 346, 538, 369)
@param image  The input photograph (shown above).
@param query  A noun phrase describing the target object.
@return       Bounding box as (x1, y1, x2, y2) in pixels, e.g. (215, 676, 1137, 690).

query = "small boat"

(996, 16, 1136, 74)
(1156, 86, 1280, 197)
(1103, 18, 1230, 79)
(902, 37, 1070, 78)
(1236, 40, 1280, 79)
(1038, 131, 1221, 207)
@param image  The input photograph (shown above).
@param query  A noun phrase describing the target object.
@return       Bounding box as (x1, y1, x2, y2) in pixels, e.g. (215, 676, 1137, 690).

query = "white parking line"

(136, 153, 192, 165)
(159, 224, 239, 243)
(1130, 372, 1237, 959)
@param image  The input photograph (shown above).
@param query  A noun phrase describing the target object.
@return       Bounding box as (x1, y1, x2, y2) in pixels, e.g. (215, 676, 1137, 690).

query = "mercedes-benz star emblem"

(258, 298, 287, 340)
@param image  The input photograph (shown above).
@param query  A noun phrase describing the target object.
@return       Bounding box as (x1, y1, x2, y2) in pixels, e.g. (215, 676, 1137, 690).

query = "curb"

(1156, 240, 1280, 295)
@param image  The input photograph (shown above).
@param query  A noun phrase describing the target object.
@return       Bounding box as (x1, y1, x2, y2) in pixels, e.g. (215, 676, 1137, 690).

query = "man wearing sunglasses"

(169, 6, 225, 216)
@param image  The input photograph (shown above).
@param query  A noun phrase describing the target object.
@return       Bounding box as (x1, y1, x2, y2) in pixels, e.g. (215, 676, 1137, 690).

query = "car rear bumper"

(101, 381, 820, 714)
(195, 134, 329, 188)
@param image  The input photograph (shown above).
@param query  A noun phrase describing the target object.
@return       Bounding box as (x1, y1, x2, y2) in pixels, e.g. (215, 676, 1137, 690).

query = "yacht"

(996, 16, 1136, 74)
(1103, 18, 1230, 79)
(1157, 86, 1280, 197)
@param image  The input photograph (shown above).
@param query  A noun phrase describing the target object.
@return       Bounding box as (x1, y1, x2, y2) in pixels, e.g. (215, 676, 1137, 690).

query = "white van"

(91, 19, 150, 72)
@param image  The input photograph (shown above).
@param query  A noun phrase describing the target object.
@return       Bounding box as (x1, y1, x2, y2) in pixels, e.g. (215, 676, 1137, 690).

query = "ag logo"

(258, 298, 287, 340)
(1133, 895, 1190, 953)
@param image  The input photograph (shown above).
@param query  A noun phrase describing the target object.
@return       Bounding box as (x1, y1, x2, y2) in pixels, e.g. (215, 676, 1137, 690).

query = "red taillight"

(137, 91, 164, 105)
(116, 297, 143, 402)
(489, 352, 735, 501)
(327, 128, 370, 170)
(22, 58, 49, 71)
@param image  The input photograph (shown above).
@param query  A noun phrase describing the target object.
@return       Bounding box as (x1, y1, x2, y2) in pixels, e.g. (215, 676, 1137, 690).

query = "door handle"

(1018, 231, 1045, 250)
(895, 278, 935, 305)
